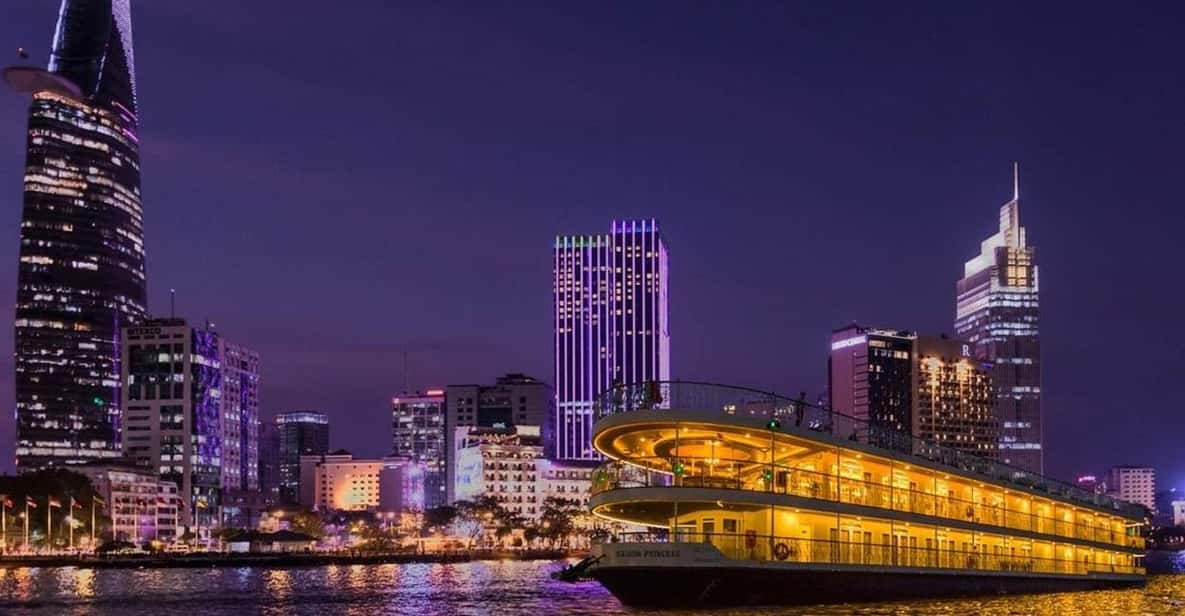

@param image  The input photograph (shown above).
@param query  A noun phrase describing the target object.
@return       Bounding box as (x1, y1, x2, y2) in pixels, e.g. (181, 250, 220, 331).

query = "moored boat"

(585, 382, 1145, 608)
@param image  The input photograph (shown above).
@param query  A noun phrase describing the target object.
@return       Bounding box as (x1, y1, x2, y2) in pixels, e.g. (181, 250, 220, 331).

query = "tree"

(422, 505, 458, 534)
(537, 497, 581, 548)
(289, 510, 326, 539)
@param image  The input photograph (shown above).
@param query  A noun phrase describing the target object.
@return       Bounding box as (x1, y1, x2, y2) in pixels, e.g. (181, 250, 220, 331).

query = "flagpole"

(2, 501, 6, 554)
(24, 501, 29, 552)
(91, 499, 96, 547)
(69, 498, 75, 549)
(46, 496, 51, 550)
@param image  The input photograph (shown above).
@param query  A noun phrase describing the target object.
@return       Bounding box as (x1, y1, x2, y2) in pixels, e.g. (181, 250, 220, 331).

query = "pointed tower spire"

(1012, 161, 1020, 202)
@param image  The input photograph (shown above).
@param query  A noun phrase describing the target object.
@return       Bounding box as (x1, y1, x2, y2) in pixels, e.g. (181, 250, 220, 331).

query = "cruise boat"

(586, 382, 1146, 607)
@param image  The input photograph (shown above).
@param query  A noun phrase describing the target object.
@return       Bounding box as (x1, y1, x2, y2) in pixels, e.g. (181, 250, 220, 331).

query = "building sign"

(830, 335, 867, 351)
(127, 327, 162, 337)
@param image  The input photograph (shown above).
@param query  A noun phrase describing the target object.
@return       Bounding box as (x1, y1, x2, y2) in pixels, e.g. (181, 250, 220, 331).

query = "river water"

(1, 559, 1183, 615)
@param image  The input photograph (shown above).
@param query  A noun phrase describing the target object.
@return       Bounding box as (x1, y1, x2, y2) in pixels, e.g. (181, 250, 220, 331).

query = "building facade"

(553, 219, 670, 461)
(829, 326, 998, 458)
(121, 319, 222, 529)
(9, 0, 148, 470)
(275, 411, 330, 505)
(1105, 466, 1156, 512)
(955, 166, 1042, 473)
(828, 325, 916, 451)
(454, 429, 543, 520)
(391, 391, 447, 508)
(258, 421, 281, 505)
(444, 374, 553, 502)
(219, 341, 260, 494)
(299, 451, 413, 513)
(912, 336, 998, 458)
(77, 463, 181, 544)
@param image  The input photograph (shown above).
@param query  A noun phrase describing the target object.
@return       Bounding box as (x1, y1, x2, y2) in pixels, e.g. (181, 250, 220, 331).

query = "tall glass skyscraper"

(955, 165, 1041, 473)
(6, 1, 147, 469)
(553, 219, 670, 461)
(276, 411, 330, 505)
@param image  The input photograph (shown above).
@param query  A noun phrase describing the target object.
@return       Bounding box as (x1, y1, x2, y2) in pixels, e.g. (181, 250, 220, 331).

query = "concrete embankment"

(0, 549, 572, 570)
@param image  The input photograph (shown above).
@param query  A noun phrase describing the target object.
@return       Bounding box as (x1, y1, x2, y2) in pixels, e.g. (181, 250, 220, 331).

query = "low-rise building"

(76, 463, 181, 543)
(299, 451, 420, 513)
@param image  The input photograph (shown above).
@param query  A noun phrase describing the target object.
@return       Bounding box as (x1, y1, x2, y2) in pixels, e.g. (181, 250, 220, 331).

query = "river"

(1, 560, 1183, 615)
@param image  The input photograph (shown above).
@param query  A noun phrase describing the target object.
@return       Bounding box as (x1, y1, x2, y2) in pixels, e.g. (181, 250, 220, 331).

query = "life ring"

(773, 542, 791, 561)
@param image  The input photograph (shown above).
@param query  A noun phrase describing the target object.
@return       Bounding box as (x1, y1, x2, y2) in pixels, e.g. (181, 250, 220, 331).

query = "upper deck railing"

(593, 381, 1146, 520)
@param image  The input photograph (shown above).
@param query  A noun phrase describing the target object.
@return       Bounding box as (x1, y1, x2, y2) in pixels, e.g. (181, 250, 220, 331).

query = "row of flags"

(1, 495, 103, 510)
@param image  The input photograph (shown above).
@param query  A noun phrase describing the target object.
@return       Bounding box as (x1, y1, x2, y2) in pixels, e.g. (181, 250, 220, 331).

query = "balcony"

(603, 531, 1144, 576)
(592, 456, 1143, 550)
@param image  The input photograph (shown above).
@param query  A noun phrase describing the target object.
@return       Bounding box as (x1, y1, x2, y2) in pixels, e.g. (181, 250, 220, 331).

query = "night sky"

(0, 2, 1181, 487)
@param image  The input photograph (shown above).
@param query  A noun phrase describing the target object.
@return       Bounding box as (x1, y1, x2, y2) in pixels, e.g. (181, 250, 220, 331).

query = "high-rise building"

(553, 219, 670, 461)
(1105, 466, 1156, 512)
(955, 165, 1042, 473)
(828, 325, 998, 458)
(444, 374, 553, 501)
(275, 411, 329, 505)
(121, 319, 223, 529)
(258, 421, 281, 504)
(391, 391, 447, 508)
(7, 0, 147, 469)
(912, 336, 997, 458)
(220, 342, 260, 494)
(828, 325, 915, 451)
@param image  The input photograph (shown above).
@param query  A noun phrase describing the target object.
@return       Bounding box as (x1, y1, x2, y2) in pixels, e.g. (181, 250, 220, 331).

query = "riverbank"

(0, 548, 574, 570)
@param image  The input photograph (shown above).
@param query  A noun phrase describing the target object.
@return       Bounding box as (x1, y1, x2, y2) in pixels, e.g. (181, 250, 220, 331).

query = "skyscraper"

(828, 325, 998, 458)
(956, 165, 1042, 473)
(220, 341, 260, 494)
(912, 335, 997, 458)
(828, 325, 917, 451)
(275, 411, 330, 505)
(121, 319, 223, 529)
(6, 1, 147, 469)
(553, 219, 670, 461)
(391, 391, 446, 508)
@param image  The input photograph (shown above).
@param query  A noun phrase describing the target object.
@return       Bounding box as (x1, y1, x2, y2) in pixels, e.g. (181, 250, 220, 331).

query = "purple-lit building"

(553, 219, 670, 461)
(8, 0, 147, 470)
(955, 165, 1042, 473)
(121, 318, 223, 530)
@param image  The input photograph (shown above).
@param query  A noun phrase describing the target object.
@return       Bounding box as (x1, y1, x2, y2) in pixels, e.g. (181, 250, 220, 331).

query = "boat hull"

(592, 564, 1144, 608)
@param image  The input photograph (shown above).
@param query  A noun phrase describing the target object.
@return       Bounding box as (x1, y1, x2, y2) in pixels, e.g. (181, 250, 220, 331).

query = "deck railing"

(592, 457, 1144, 550)
(602, 531, 1144, 576)
(593, 381, 1145, 521)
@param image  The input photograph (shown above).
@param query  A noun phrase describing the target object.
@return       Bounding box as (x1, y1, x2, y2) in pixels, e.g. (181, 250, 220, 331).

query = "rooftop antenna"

(169, 288, 176, 319)
(402, 350, 409, 393)
(1013, 161, 1020, 202)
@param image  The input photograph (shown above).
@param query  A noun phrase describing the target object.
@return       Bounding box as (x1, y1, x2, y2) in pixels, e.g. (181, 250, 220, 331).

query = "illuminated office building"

(121, 319, 222, 529)
(275, 411, 330, 505)
(956, 165, 1042, 472)
(828, 325, 997, 458)
(553, 219, 670, 461)
(7, 0, 147, 469)
(220, 342, 260, 494)
(391, 391, 447, 508)
(912, 335, 997, 458)
(828, 325, 915, 451)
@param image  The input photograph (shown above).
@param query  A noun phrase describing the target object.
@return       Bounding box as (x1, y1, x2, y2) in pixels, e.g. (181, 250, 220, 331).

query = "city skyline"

(0, 2, 1181, 492)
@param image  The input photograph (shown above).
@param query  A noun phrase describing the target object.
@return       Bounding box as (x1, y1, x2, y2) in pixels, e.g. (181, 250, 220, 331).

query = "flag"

(25, 496, 37, 509)
(48, 497, 61, 508)
(196, 498, 208, 510)
(2, 497, 12, 509)
(93, 495, 105, 508)
(71, 497, 82, 510)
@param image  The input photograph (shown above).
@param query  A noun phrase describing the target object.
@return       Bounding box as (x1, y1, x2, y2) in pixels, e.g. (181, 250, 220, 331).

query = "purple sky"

(1, 2, 1182, 488)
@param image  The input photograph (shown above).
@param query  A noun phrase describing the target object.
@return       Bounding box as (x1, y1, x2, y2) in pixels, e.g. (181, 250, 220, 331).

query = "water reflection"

(0, 561, 1181, 615)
